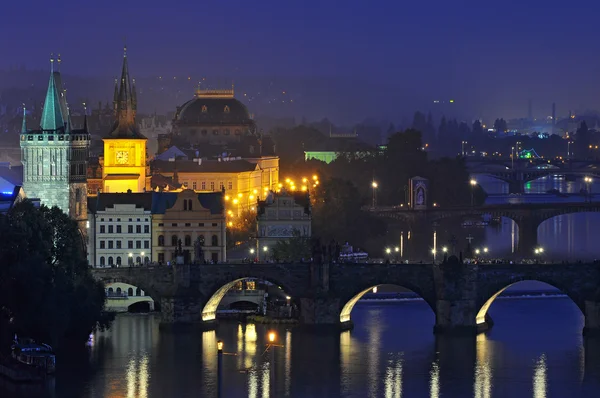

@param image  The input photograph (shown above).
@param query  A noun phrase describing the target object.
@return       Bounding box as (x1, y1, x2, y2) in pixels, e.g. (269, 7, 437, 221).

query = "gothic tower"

(102, 47, 150, 193)
(20, 56, 90, 240)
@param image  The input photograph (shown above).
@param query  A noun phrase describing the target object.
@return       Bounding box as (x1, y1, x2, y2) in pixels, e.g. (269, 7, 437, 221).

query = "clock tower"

(102, 47, 150, 193)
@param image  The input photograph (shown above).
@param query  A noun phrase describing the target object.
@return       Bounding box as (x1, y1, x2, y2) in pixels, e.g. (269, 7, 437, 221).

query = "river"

(5, 295, 600, 398)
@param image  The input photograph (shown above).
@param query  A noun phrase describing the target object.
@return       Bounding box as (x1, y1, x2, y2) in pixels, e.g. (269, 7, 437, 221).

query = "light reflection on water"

(25, 297, 599, 398)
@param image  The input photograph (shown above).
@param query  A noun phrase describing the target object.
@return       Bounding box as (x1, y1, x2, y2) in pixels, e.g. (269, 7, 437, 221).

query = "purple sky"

(1, 0, 599, 120)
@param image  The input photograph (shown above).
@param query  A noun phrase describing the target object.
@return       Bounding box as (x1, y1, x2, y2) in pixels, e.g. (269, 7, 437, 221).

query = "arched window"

(224, 105, 230, 113)
(144, 256, 150, 264)
(128, 288, 133, 296)
(136, 288, 141, 296)
(128, 256, 134, 265)
(108, 256, 114, 265)
(171, 235, 178, 246)
(211, 235, 218, 246)
(136, 256, 141, 264)
(184, 200, 187, 211)
(108, 287, 114, 294)
(202, 105, 207, 113)
(185, 235, 191, 246)
(100, 256, 105, 266)
(116, 256, 122, 266)
(158, 235, 165, 246)
(116, 287, 122, 294)
(188, 199, 193, 211)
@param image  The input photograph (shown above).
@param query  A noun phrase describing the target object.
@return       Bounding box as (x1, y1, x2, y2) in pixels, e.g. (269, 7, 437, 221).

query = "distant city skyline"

(2, 0, 600, 123)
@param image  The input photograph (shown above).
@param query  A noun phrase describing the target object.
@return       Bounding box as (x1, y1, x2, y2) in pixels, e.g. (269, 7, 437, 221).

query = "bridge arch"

(340, 283, 436, 324)
(201, 276, 295, 322)
(475, 279, 584, 325)
(104, 281, 156, 312)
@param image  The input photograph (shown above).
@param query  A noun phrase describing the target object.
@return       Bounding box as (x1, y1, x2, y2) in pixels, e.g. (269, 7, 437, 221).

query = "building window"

(100, 256, 105, 266)
(136, 256, 141, 264)
(144, 240, 149, 249)
(202, 105, 207, 113)
(144, 225, 149, 234)
(117, 225, 122, 233)
(116, 256, 122, 266)
(100, 240, 105, 249)
(210, 182, 215, 191)
(219, 181, 224, 190)
(108, 256, 114, 266)
(228, 181, 233, 190)
(108, 225, 113, 233)
(136, 225, 141, 234)
(108, 241, 113, 249)
(198, 223, 204, 227)
(185, 223, 191, 227)
(213, 129, 218, 135)
(188, 199, 193, 210)
(212, 223, 218, 227)
(183, 182, 188, 188)
(158, 235, 165, 246)
(158, 253, 165, 263)
(136, 288, 141, 296)
(224, 105, 230, 113)
(246, 281, 256, 290)
(211, 235, 218, 246)
(100, 225, 105, 234)
(224, 129, 230, 135)
(116, 241, 122, 249)
(128, 225, 133, 233)
(184, 200, 188, 211)
(128, 288, 133, 296)
(144, 256, 150, 264)
(201, 181, 206, 190)
(171, 235, 178, 246)
(193, 182, 197, 190)
(136, 241, 141, 249)
(172, 223, 178, 227)
(128, 240, 133, 249)
(185, 235, 191, 246)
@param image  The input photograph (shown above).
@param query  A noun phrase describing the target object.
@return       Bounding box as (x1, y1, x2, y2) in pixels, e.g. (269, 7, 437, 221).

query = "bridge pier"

(159, 295, 206, 329)
(516, 218, 539, 257)
(583, 301, 600, 337)
(508, 180, 525, 194)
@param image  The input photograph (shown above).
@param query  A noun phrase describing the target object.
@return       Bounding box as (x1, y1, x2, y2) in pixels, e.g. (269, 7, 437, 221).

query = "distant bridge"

(91, 262, 600, 336)
(371, 201, 600, 256)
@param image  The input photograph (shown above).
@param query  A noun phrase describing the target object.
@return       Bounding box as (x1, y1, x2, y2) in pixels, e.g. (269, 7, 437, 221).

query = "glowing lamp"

(217, 340, 223, 352)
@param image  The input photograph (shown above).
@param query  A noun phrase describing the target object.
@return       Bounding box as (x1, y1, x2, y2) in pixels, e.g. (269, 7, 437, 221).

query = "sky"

(1, 0, 600, 121)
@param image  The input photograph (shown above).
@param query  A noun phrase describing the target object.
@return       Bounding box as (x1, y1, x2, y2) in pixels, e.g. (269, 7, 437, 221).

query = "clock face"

(116, 151, 129, 164)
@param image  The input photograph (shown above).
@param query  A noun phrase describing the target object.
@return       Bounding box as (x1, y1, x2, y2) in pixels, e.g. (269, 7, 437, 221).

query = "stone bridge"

(372, 202, 600, 256)
(91, 262, 600, 336)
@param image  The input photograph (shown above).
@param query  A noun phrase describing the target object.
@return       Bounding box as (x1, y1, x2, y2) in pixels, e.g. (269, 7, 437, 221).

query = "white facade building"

(87, 193, 153, 267)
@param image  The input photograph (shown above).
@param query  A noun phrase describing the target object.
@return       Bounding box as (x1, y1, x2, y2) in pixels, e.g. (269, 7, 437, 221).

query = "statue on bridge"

(194, 236, 205, 264)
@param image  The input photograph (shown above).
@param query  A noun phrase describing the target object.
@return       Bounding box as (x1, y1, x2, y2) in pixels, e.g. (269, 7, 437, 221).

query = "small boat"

(11, 338, 55, 375)
(338, 243, 369, 262)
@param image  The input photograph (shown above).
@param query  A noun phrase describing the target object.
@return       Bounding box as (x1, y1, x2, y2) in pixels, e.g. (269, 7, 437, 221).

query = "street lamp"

(385, 247, 391, 255)
(483, 247, 488, 253)
(470, 179, 477, 206)
(511, 146, 515, 169)
(372, 181, 378, 208)
(585, 176, 593, 202)
(442, 247, 448, 253)
(461, 141, 467, 156)
(217, 340, 223, 397)
(250, 248, 255, 254)
(431, 248, 436, 264)
(475, 249, 481, 255)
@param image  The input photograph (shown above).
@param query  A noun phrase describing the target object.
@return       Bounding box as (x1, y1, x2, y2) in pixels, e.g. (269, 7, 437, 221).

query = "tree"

(0, 200, 113, 351)
(576, 121, 591, 158)
(271, 231, 311, 262)
(226, 209, 257, 247)
(494, 118, 507, 134)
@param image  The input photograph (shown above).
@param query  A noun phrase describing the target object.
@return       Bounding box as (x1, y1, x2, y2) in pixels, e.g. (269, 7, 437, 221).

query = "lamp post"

(268, 331, 276, 394)
(470, 179, 477, 207)
(584, 176, 593, 202)
(511, 146, 515, 170)
(568, 141, 572, 160)
(217, 340, 223, 398)
(431, 248, 436, 264)
(371, 181, 378, 208)
(461, 141, 467, 156)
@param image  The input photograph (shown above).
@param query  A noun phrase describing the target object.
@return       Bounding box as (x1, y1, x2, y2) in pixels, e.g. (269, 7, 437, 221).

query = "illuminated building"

(87, 190, 225, 266)
(100, 48, 150, 193)
(256, 190, 311, 261)
(20, 56, 90, 238)
(152, 87, 279, 208)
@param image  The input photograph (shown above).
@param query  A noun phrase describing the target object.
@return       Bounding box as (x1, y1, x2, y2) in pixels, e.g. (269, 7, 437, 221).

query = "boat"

(11, 338, 55, 375)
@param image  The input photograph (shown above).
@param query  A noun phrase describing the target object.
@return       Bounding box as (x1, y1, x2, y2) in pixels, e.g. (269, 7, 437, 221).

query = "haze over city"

(2, 0, 600, 122)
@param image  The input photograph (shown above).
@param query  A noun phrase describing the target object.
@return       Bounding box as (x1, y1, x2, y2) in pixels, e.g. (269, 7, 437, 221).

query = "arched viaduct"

(91, 262, 600, 336)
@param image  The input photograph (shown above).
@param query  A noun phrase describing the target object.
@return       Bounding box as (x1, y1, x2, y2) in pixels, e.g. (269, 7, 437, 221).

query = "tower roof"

(40, 57, 65, 131)
(107, 47, 145, 139)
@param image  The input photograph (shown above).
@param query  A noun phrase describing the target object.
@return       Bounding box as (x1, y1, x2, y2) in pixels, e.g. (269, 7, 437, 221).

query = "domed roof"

(175, 89, 253, 126)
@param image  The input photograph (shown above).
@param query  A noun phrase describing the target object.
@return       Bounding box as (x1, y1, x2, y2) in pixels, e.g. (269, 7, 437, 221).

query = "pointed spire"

(132, 78, 137, 111)
(83, 102, 88, 132)
(108, 46, 144, 138)
(40, 54, 65, 131)
(65, 104, 72, 133)
(21, 104, 27, 133)
(113, 78, 119, 114)
(57, 54, 61, 71)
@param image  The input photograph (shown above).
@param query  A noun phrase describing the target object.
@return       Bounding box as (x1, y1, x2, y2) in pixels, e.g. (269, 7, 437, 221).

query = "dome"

(175, 89, 253, 127)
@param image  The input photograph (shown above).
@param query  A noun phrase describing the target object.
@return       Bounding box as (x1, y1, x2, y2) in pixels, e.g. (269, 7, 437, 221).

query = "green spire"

(40, 55, 65, 131)
(21, 104, 27, 133)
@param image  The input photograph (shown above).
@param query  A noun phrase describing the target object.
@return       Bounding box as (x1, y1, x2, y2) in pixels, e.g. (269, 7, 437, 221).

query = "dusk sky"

(2, 0, 599, 120)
